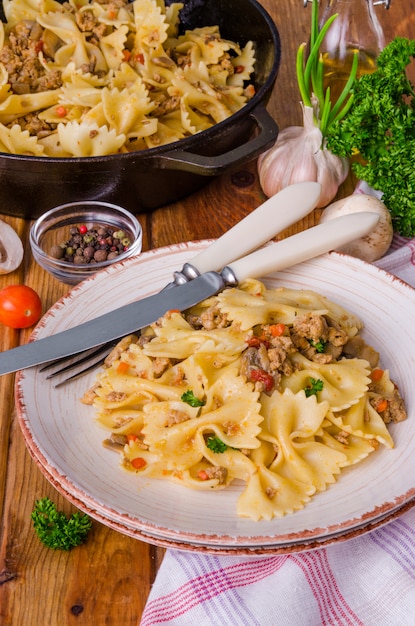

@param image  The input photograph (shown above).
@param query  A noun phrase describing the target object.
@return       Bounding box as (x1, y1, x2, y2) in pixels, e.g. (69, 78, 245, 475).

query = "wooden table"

(0, 1, 412, 623)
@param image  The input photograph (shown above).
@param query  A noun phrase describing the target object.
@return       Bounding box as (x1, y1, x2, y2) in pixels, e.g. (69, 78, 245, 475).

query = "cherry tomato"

(0, 285, 42, 329)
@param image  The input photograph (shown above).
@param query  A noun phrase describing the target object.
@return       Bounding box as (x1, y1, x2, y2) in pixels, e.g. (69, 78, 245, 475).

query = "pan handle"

(156, 105, 278, 175)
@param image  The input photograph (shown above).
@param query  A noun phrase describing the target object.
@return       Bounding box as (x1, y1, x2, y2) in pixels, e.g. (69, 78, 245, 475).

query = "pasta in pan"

(0, 0, 256, 156)
(82, 279, 407, 521)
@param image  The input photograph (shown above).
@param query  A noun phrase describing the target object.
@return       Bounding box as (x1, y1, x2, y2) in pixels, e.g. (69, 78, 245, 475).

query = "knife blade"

(0, 211, 379, 376)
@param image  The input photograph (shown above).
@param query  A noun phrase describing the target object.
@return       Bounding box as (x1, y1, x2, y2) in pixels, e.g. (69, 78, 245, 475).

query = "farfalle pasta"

(0, 0, 256, 156)
(82, 279, 407, 521)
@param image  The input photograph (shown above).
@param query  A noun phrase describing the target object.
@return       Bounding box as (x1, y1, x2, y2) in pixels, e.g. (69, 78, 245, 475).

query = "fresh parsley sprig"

(308, 338, 327, 353)
(304, 378, 324, 398)
(326, 37, 415, 236)
(181, 390, 205, 407)
(31, 497, 92, 550)
(206, 435, 228, 453)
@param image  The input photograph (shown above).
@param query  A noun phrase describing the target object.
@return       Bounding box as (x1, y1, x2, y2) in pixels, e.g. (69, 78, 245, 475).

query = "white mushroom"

(0, 219, 24, 274)
(319, 193, 393, 262)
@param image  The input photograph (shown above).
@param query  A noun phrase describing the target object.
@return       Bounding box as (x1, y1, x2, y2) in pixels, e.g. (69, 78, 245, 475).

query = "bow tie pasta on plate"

(0, 0, 255, 156)
(81, 279, 407, 521)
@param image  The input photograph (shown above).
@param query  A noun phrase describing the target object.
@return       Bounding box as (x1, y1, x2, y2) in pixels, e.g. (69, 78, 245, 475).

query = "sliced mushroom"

(319, 193, 393, 262)
(0, 220, 24, 274)
(42, 29, 64, 59)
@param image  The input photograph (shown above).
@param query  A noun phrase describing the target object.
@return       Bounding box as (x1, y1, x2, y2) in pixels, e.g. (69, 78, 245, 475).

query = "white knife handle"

(225, 211, 380, 284)
(187, 181, 321, 275)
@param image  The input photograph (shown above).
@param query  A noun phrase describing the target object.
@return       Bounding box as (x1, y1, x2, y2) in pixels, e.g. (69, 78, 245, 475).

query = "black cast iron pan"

(0, 0, 281, 218)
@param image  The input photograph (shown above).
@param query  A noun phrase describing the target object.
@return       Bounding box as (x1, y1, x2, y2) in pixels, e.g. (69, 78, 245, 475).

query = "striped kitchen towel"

(141, 507, 415, 625)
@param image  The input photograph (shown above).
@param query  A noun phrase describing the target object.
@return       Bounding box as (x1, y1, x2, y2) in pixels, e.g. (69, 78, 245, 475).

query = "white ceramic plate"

(15, 242, 415, 555)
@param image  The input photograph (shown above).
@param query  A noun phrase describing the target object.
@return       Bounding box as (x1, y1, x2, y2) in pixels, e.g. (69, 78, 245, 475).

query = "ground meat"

(186, 305, 229, 330)
(290, 313, 349, 363)
(76, 10, 108, 45)
(175, 52, 191, 68)
(378, 388, 407, 424)
(16, 113, 56, 137)
(267, 335, 295, 373)
(265, 486, 277, 500)
(153, 95, 181, 117)
(152, 357, 172, 377)
(290, 332, 332, 363)
(292, 312, 329, 343)
(202, 465, 228, 484)
(113, 416, 133, 428)
(109, 432, 128, 446)
(38, 69, 62, 91)
(80, 382, 100, 404)
(104, 335, 139, 367)
(106, 391, 127, 402)
(0, 20, 63, 95)
(335, 430, 349, 445)
(165, 409, 191, 427)
(223, 421, 240, 436)
(76, 9, 98, 32)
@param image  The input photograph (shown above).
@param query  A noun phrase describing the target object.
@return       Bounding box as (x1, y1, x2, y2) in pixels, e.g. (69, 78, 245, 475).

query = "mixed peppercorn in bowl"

(29, 201, 143, 284)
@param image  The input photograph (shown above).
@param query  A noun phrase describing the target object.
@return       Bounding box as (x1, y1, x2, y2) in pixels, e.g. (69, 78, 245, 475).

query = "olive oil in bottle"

(317, 0, 388, 102)
(321, 48, 378, 101)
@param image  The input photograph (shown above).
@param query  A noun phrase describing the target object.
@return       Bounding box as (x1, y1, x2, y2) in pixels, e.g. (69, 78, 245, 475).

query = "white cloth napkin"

(141, 233, 415, 626)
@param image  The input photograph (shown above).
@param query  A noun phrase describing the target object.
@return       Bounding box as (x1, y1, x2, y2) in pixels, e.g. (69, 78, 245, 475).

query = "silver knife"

(0, 211, 379, 375)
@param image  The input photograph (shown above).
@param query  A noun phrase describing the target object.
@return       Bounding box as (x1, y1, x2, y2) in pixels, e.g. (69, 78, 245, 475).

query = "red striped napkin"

(141, 508, 415, 625)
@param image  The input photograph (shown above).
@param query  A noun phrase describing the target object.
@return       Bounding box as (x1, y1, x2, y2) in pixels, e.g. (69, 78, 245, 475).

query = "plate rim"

(15, 240, 415, 554)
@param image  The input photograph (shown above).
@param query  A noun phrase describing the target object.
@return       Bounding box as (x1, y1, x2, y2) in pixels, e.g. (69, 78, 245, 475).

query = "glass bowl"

(30, 201, 143, 285)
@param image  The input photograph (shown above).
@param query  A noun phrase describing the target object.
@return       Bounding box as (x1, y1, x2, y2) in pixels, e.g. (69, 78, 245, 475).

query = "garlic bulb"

(257, 105, 349, 208)
(0, 219, 24, 274)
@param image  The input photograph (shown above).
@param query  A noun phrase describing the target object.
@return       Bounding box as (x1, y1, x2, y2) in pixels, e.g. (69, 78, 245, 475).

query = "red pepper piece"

(249, 368, 274, 392)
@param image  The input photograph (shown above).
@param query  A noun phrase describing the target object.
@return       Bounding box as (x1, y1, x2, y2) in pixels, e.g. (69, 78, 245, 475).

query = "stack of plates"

(15, 242, 415, 555)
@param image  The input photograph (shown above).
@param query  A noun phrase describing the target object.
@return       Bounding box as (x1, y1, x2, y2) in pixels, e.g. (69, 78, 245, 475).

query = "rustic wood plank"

(0, 1, 413, 624)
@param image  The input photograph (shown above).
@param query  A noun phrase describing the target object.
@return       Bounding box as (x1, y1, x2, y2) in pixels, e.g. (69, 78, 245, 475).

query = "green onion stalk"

(257, 1, 358, 208)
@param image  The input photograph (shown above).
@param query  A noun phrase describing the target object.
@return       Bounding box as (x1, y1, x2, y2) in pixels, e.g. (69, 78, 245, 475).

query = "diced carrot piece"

(117, 361, 130, 374)
(370, 368, 384, 382)
(376, 398, 388, 413)
(269, 323, 285, 337)
(131, 457, 147, 470)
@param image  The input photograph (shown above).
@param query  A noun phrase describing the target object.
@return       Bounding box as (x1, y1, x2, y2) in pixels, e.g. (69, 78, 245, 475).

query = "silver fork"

(39, 182, 322, 385)
(40, 341, 119, 385)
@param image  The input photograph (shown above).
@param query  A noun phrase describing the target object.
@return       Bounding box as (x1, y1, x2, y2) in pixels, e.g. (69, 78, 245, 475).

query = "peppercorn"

(49, 223, 132, 265)
(49, 244, 64, 260)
